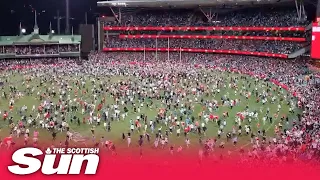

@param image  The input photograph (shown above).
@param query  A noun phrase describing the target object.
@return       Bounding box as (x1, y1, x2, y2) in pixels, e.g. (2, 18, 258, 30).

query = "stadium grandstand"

(97, 0, 316, 62)
(0, 11, 81, 61)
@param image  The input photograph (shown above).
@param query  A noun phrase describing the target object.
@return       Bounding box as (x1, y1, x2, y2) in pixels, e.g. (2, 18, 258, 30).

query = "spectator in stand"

(3, 46, 15, 54)
(105, 8, 309, 27)
(45, 45, 60, 54)
(59, 44, 80, 52)
(105, 37, 304, 54)
(0, 44, 79, 55)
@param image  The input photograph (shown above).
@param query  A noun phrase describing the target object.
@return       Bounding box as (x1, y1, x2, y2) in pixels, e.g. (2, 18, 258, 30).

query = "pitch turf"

(0, 70, 301, 151)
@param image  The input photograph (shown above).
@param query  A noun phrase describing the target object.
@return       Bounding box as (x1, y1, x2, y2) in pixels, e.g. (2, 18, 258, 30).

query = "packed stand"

(0, 44, 79, 55)
(105, 7, 310, 27)
(59, 44, 80, 53)
(105, 37, 304, 54)
(103, 7, 309, 56)
(2, 46, 15, 54)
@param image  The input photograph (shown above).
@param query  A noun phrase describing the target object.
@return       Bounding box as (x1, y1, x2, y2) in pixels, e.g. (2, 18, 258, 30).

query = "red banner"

(311, 22, 320, 59)
(103, 47, 288, 58)
(104, 26, 305, 31)
(119, 34, 306, 42)
(1, 151, 319, 180)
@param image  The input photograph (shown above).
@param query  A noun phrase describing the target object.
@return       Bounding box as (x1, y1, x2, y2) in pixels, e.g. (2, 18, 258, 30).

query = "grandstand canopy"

(97, 0, 293, 8)
(0, 33, 81, 46)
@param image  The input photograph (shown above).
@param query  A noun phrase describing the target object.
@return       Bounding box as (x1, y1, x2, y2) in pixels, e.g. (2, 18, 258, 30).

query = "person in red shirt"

(3, 111, 8, 121)
(45, 112, 50, 119)
(97, 103, 103, 111)
(184, 126, 190, 137)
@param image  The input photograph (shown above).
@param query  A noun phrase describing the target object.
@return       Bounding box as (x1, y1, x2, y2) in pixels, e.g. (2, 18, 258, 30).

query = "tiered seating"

(103, 7, 310, 58)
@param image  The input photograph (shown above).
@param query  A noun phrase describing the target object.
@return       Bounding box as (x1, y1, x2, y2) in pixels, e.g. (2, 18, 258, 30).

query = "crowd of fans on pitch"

(0, 52, 320, 162)
(0, 44, 80, 55)
(0, 6, 318, 162)
(106, 37, 304, 54)
(96, 52, 320, 161)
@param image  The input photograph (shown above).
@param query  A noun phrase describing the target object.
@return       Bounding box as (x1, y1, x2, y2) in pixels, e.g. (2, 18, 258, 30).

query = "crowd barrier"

(103, 47, 288, 58)
(119, 34, 306, 42)
(104, 26, 305, 31)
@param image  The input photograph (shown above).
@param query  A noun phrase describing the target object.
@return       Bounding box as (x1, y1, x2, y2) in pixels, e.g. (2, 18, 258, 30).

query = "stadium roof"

(97, 0, 294, 8)
(0, 33, 81, 46)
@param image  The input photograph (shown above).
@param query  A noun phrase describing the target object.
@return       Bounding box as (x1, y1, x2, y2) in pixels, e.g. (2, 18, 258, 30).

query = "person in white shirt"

(105, 111, 109, 119)
(127, 136, 131, 147)
(245, 126, 250, 135)
(154, 139, 159, 148)
(277, 104, 281, 112)
(218, 129, 222, 138)
(103, 122, 107, 130)
(26, 128, 30, 136)
(36, 113, 41, 120)
(149, 120, 153, 127)
(161, 138, 166, 149)
(176, 128, 180, 137)
(130, 124, 134, 132)
(185, 138, 190, 148)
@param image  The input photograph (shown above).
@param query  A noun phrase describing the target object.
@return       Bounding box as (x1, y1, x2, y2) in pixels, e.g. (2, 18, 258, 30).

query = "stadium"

(0, 0, 320, 163)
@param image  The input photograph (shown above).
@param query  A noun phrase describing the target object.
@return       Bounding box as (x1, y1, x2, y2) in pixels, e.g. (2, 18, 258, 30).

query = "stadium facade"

(97, 0, 294, 7)
(97, 0, 315, 64)
(0, 10, 81, 60)
(0, 34, 81, 59)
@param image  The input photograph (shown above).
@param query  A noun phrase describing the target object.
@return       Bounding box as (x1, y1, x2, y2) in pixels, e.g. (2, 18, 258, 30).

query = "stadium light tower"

(54, 10, 64, 35)
(21, 28, 26, 34)
(19, 22, 25, 35)
(65, 0, 70, 34)
(33, 10, 39, 34)
(49, 22, 55, 34)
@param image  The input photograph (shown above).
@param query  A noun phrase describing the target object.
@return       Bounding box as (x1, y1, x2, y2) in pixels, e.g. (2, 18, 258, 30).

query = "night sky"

(0, 0, 109, 35)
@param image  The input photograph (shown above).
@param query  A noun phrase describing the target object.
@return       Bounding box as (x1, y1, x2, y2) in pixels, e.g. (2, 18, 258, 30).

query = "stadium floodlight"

(21, 28, 26, 34)
(111, 2, 127, 6)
